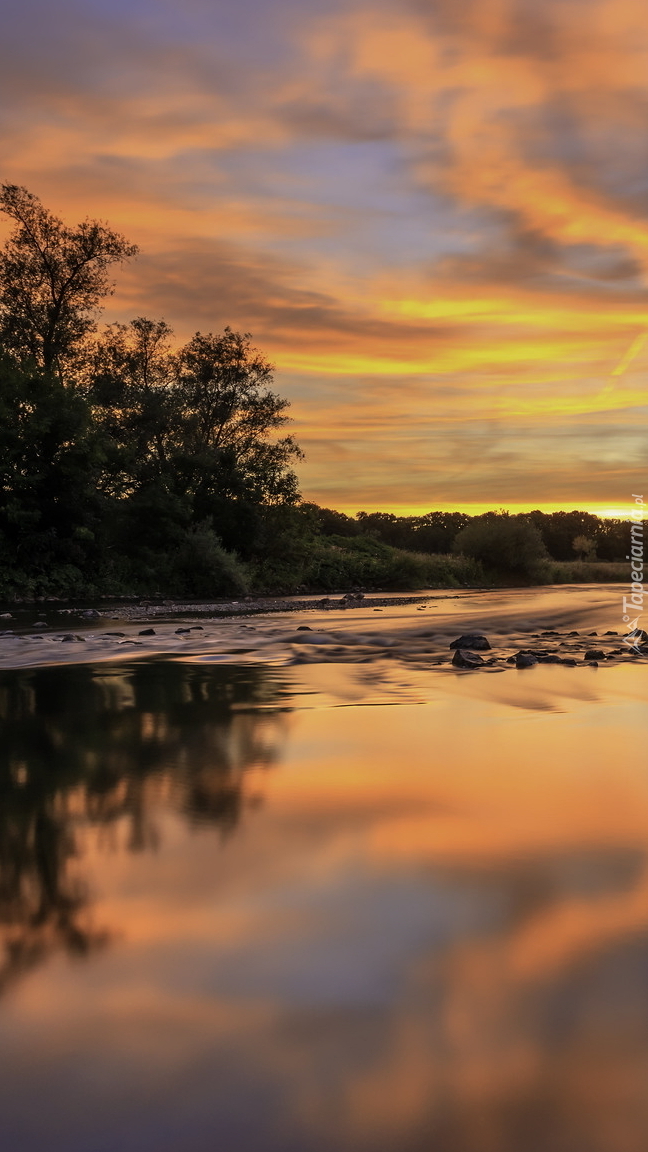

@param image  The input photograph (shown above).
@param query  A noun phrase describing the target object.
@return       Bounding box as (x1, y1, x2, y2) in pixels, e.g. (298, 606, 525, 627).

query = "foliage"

(572, 534, 597, 560)
(0, 354, 105, 597)
(545, 559, 627, 583)
(453, 512, 549, 582)
(356, 510, 470, 552)
(250, 534, 486, 595)
(0, 184, 137, 373)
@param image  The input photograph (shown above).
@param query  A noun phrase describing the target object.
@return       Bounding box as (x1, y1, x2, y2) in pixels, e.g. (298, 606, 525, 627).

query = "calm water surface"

(0, 650, 647, 1152)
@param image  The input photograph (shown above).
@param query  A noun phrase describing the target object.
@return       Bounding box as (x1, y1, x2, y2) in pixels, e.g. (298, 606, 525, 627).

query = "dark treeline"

(0, 186, 631, 599)
(307, 506, 628, 562)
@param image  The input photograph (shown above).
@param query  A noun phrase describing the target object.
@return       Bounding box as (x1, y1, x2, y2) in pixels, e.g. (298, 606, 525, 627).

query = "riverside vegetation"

(0, 185, 632, 600)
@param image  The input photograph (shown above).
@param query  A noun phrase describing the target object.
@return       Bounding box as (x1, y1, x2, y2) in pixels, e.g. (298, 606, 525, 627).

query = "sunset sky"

(2, 0, 647, 514)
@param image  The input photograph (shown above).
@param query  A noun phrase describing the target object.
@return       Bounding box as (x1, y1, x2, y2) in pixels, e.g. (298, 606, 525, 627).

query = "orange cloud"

(2, 0, 647, 509)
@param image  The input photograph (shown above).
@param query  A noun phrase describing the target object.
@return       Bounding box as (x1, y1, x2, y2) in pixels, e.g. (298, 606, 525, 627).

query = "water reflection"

(0, 662, 288, 995)
(0, 661, 647, 1152)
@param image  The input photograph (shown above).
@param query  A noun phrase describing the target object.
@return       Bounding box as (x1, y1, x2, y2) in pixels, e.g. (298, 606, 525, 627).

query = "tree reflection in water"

(0, 661, 289, 994)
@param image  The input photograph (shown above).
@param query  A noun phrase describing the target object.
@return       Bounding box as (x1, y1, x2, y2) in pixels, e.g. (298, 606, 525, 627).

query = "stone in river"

(139, 628, 156, 636)
(449, 634, 491, 650)
(516, 652, 538, 668)
(452, 649, 485, 669)
(297, 625, 312, 631)
(625, 628, 648, 643)
(584, 649, 605, 660)
(175, 628, 191, 634)
(60, 634, 85, 642)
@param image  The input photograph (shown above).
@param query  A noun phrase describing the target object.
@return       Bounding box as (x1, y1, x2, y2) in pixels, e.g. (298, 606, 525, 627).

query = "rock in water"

(449, 634, 491, 651)
(584, 649, 605, 660)
(516, 652, 538, 668)
(452, 649, 485, 669)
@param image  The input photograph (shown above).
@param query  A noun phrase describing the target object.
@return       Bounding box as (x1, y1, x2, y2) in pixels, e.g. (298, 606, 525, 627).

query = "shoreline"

(0, 585, 644, 674)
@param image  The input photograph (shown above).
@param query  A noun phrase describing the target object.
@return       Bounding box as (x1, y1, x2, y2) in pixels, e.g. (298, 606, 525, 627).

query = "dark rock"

(190, 626, 204, 631)
(449, 634, 491, 651)
(297, 626, 312, 631)
(625, 628, 648, 643)
(586, 660, 599, 667)
(604, 631, 618, 635)
(540, 630, 559, 635)
(102, 632, 125, 637)
(139, 628, 156, 636)
(567, 631, 579, 636)
(516, 652, 538, 668)
(587, 631, 598, 636)
(452, 649, 485, 669)
(562, 658, 577, 667)
(175, 628, 191, 634)
(537, 654, 563, 664)
(584, 649, 605, 660)
(60, 634, 85, 642)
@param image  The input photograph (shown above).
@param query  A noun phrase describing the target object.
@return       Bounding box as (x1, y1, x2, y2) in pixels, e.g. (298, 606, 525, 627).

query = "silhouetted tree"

(0, 184, 137, 372)
(454, 512, 549, 581)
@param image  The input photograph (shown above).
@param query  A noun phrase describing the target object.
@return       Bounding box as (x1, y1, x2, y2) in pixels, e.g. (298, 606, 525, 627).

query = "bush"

(545, 559, 627, 584)
(453, 513, 549, 582)
(249, 535, 486, 595)
(169, 525, 249, 597)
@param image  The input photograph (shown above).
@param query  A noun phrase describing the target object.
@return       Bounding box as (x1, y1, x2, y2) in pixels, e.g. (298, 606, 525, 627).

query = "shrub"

(169, 525, 249, 597)
(453, 513, 549, 582)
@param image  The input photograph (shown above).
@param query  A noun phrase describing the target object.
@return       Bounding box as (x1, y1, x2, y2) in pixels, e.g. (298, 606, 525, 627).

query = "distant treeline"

(305, 507, 628, 562)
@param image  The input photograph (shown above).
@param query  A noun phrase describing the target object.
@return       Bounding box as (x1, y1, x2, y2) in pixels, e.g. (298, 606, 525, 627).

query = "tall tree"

(175, 328, 303, 507)
(0, 184, 137, 373)
(88, 317, 176, 494)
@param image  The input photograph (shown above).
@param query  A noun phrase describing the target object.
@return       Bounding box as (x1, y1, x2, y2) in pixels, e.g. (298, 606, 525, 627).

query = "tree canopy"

(0, 184, 137, 372)
(0, 187, 305, 596)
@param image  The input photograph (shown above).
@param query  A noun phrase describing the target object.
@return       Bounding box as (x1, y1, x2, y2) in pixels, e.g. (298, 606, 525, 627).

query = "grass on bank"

(0, 530, 630, 602)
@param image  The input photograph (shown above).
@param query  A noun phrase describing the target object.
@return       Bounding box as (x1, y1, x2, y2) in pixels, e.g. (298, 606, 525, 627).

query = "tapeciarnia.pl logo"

(622, 494, 645, 653)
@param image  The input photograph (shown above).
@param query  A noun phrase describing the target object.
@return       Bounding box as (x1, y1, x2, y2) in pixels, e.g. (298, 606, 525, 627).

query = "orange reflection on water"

(1, 659, 647, 1150)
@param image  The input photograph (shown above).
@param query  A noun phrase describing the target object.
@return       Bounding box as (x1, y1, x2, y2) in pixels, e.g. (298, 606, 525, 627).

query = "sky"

(1, 0, 647, 515)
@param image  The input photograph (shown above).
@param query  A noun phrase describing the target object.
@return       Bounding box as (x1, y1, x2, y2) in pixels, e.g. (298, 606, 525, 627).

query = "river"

(0, 586, 646, 1151)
